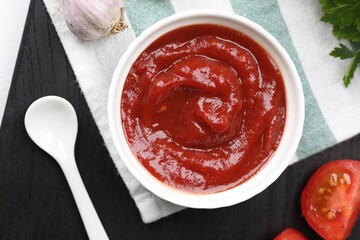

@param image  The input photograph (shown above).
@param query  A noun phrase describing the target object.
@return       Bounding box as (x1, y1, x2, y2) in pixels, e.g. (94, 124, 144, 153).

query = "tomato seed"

(329, 173, 338, 186)
(318, 187, 325, 194)
(326, 211, 336, 219)
(343, 173, 351, 184)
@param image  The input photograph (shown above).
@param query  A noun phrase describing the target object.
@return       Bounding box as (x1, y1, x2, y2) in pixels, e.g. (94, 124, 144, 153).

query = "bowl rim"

(108, 10, 305, 208)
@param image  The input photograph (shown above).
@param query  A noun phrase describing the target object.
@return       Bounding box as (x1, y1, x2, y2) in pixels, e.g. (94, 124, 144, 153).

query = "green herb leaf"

(330, 44, 358, 59)
(343, 53, 360, 87)
(320, 0, 360, 86)
(319, 0, 335, 12)
(333, 25, 360, 42)
(321, 0, 360, 30)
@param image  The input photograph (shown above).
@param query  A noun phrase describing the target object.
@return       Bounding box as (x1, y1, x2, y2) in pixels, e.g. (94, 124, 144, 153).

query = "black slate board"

(0, 0, 359, 239)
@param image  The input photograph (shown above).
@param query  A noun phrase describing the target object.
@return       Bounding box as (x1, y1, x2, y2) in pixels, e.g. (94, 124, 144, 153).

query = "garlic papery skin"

(63, 0, 127, 40)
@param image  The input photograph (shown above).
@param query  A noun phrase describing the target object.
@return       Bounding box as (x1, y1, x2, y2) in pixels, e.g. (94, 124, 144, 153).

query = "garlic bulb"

(63, 0, 127, 40)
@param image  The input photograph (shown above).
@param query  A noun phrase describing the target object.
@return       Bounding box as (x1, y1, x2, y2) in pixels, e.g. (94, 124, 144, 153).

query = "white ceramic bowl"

(108, 10, 304, 208)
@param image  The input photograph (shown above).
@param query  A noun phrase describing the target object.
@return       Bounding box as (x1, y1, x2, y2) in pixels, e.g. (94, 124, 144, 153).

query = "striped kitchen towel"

(43, 0, 360, 223)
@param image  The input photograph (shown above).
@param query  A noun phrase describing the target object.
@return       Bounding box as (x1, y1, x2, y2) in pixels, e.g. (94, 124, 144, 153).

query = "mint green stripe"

(230, 0, 337, 159)
(125, 0, 175, 36)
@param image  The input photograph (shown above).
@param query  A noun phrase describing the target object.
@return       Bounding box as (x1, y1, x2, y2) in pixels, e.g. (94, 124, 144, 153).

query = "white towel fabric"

(42, 0, 360, 223)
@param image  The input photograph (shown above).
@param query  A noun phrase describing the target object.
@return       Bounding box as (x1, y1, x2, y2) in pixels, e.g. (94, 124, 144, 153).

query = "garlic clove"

(63, 0, 127, 40)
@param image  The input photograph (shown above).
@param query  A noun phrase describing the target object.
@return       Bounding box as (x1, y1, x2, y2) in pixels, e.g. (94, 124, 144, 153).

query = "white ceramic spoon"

(24, 96, 109, 240)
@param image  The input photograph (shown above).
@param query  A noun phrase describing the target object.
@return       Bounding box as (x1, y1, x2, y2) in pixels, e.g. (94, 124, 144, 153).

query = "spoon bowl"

(25, 96, 77, 163)
(25, 96, 109, 240)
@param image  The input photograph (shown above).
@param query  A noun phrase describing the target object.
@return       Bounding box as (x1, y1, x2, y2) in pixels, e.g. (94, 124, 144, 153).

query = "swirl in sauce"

(121, 24, 286, 193)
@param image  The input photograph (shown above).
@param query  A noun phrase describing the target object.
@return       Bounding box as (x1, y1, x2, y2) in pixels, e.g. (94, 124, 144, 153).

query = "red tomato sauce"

(121, 24, 286, 193)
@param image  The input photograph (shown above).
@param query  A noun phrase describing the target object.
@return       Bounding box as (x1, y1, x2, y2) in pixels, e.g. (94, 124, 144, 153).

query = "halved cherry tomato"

(274, 228, 307, 240)
(301, 160, 360, 240)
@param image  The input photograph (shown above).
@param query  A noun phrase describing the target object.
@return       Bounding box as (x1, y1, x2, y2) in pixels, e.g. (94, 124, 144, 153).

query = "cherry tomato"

(301, 160, 360, 240)
(274, 228, 307, 240)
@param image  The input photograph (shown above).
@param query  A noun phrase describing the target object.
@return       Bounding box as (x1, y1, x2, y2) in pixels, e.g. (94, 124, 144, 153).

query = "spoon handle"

(60, 156, 109, 240)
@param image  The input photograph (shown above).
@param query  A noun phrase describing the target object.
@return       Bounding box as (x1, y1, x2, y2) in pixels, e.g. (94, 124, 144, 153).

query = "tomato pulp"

(121, 24, 286, 193)
(301, 160, 360, 240)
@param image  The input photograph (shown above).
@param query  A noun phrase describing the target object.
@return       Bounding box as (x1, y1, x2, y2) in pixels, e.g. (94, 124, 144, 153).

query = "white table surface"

(0, 0, 30, 123)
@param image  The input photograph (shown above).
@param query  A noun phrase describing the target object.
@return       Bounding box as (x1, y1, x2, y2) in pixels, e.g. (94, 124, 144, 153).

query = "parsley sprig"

(320, 0, 360, 87)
